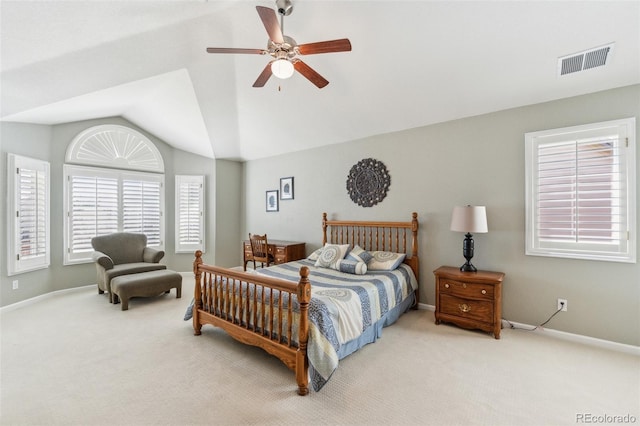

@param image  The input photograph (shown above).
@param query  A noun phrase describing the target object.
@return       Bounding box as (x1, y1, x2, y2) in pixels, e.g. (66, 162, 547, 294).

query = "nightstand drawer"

(440, 294, 493, 323)
(440, 278, 494, 300)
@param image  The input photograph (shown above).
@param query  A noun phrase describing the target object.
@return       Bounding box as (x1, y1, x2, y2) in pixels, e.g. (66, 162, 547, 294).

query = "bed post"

(296, 266, 311, 396)
(410, 212, 420, 307)
(193, 250, 203, 336)
(411, 212, 419, 260)
(322, 212, 328, 245)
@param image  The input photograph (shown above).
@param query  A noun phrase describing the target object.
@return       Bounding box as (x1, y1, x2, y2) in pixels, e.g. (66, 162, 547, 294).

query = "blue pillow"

(337, 259, 368, 275)
(347, 245, 373, 264)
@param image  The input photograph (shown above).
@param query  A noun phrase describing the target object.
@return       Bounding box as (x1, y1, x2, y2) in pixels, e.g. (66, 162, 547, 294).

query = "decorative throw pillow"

(368, 251, 406, 271)
(314, 244, 350, 270)
(337, 259, 368, 275)
(307, 247, 324, 261)
(346, 245, 373, 264)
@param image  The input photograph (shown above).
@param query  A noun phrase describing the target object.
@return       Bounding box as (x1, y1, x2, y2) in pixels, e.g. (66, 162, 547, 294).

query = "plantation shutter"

(19, 169, 47, 258)
(8, 154, 50, 275)
(175, 175, 205, 253)
(123, 177, 163, 246)
(526, 118, 636, 262)
(537, 137, 624, 243)
(68, 174, 119, 258)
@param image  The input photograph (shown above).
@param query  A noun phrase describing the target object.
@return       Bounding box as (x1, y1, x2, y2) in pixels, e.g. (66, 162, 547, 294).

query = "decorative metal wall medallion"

(346, 158, 391, 207)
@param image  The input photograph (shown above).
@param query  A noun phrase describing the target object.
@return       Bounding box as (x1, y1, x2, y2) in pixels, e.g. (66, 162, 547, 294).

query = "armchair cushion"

(105, 263, 167, 283)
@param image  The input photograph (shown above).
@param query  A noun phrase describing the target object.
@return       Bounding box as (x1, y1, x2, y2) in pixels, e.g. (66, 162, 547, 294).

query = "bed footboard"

(192, 250, 311, 395)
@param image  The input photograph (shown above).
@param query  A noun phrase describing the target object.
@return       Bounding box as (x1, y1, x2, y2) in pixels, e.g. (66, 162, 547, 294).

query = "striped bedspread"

(256, 259, 418, 391)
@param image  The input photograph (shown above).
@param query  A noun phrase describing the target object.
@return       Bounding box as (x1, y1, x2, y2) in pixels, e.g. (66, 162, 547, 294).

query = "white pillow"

(306, 247, 324, 261)
(314, 243, 350, 270)
(368, 251, 406, 271)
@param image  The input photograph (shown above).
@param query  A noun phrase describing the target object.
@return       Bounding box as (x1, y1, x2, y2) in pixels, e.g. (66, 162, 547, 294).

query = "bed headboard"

(321, 212, 419, 281)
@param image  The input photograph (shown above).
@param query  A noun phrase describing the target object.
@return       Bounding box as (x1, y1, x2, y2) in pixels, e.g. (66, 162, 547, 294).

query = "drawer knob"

(444, 283, 449, 289)
(462, 283, 467, 289)
(459, 303, 471, 313)
(481, 289, 487, 295)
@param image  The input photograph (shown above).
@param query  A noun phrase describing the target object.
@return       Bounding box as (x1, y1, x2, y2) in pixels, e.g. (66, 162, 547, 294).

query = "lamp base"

(459, 262, 477, 272)
(460, 232, 477, 272)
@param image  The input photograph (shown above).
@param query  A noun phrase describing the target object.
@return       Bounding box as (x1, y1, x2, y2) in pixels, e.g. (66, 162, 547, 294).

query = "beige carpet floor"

(1, 273, 638, 426)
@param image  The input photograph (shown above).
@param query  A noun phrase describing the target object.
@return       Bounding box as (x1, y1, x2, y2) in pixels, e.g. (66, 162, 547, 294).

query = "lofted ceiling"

(1, 0, 639, 161)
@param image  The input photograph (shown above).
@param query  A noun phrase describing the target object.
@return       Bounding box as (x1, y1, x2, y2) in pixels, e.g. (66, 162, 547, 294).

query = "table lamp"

(450, 205, 488, 272)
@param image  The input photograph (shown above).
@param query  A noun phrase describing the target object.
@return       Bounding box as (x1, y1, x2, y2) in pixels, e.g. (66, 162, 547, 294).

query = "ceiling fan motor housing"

(276, 0, 293, 16)
(268, 36, 298, 60)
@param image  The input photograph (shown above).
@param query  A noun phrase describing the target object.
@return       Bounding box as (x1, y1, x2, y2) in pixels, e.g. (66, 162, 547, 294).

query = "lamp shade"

(271, 59, 294, 79)
(450, 205, 488, 233)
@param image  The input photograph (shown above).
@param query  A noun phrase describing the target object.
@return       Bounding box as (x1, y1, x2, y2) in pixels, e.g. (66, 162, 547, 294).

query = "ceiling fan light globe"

(271, 59, 294, 79)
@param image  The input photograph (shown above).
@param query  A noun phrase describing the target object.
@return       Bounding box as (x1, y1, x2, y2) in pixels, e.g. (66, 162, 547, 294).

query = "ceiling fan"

(206, 0, 352, 89)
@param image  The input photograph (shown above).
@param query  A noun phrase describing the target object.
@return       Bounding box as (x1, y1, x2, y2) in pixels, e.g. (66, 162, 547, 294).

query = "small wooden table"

(243, 240, 306, 270)
(434, 266, 505, 339)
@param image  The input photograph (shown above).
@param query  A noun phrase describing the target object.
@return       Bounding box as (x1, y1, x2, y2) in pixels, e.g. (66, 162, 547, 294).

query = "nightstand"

(434, 266, 505, 339)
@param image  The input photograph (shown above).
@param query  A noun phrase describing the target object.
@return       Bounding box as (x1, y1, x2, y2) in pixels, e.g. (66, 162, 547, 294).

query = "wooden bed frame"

(192, 212, 419, 395)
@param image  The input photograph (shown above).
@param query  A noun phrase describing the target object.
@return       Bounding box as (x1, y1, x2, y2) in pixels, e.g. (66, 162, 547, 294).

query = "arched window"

(63, 125, 165, 264)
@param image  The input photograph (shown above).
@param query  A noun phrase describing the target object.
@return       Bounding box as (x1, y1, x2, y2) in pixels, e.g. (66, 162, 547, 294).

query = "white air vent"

(558, 43, 615, 76)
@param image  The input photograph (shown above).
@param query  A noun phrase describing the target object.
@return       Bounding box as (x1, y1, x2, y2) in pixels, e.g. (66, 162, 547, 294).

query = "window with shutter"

(7, 154, 50, 275)
(175, 175, 205, 253)
(525, 118, 636, 263)
(64, 167, 164, 265)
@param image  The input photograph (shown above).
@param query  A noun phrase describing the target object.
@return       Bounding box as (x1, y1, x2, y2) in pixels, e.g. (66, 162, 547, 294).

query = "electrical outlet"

(12, 280, 19, 290)
(557, 298, 568, 312)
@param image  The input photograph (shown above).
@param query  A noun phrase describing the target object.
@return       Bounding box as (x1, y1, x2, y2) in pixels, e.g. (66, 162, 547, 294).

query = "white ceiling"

(1, 0, 639, 161)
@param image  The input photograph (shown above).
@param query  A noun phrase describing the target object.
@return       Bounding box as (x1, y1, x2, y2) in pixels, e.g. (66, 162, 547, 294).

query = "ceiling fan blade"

(292, 59, 329, 89)
(297, 38, 352, 55)
(206, 47, 267, 55)
(253, 62, 274, 87)
(256, 6, 284, 44)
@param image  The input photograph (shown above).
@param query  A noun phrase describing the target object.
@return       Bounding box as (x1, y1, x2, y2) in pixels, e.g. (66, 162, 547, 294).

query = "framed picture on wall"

(266, 190, 279, 212)
(280, 176, 294, 200)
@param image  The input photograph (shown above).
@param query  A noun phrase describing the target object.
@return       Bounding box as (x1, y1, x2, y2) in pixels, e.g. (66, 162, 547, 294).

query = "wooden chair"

(248, 233, 274, 270)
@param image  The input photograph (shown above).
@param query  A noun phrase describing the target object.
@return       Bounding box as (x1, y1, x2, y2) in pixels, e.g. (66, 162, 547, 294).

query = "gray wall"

(0, 117, 218, 306)
(243, 84, 640, 346)
(214, 159, 243, 267)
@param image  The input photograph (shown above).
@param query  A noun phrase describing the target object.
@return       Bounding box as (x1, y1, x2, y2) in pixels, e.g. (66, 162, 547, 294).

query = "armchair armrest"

(91, 251, 114, 270)
(143, 247, 165, 263)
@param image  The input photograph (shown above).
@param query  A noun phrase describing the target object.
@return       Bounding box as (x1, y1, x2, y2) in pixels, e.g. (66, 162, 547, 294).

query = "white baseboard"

(0, 284, 95, 313)
(417, 302, 639, 356)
